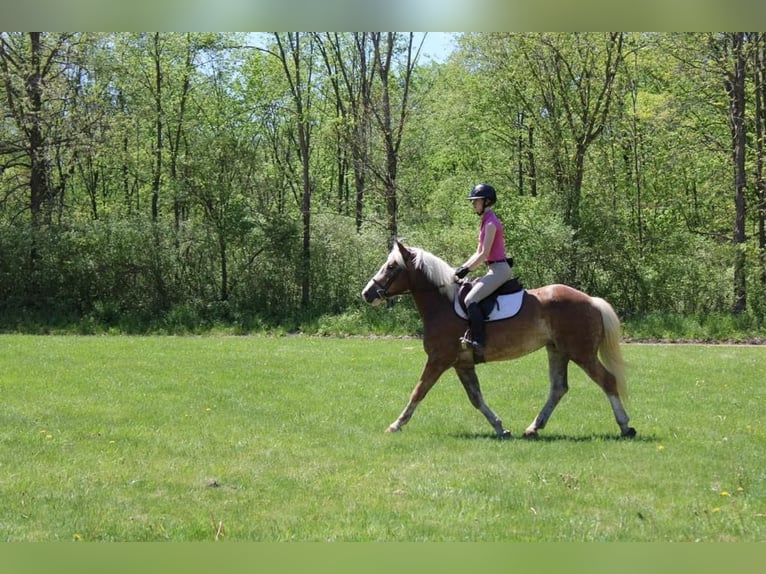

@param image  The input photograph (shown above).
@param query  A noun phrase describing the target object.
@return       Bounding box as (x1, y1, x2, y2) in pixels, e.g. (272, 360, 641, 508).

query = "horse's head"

(361, 240, 416, 305)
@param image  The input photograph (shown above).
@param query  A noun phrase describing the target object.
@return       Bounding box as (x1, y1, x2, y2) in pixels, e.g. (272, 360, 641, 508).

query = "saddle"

(455, 277, 525, 322)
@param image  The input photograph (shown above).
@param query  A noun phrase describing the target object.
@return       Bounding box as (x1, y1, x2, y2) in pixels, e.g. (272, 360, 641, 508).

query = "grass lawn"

(0, 334, 764, 541)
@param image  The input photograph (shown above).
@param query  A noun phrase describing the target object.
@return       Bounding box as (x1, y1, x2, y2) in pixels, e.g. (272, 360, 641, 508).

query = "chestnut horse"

(361, 240, 636, 439)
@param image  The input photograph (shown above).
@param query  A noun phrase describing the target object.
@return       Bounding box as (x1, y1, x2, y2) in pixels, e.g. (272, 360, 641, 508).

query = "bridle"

(365, 252, 446, 305)
(370, 263, 403, 301)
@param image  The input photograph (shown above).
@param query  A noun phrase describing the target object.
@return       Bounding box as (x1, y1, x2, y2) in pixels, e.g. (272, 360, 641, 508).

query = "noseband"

(371, 264, 403, 300)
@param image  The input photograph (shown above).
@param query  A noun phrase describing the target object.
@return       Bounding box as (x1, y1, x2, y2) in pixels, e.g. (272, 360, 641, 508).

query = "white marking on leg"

(388, 400, 420, 432)
(526, 385, 567, 435)
(456, 368, 509, 437)
(477, 401, 506, 437)
(608, 395, 632, 435)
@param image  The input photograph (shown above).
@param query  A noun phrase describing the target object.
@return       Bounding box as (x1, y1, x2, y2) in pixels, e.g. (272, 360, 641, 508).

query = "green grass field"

(0, 334, 764, 541)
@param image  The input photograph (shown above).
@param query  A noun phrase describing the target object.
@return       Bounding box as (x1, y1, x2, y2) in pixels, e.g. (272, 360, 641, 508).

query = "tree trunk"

(151, 32, 162, 222)
(371, 32, 416, 246)
(754, 33, 766, 290)
(314, 33, 373, 232)
(275, 32, 313, 309)
(728, 32, 747, 314)
(527, 124, 537, 197)
(26, 33, 52, 227)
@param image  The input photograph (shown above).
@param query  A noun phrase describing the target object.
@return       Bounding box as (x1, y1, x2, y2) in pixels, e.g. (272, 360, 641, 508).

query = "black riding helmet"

(467, 183, 497, 207)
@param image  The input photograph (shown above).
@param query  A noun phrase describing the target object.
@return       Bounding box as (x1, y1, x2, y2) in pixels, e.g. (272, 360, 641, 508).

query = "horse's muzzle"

(361, 280, 385, 306)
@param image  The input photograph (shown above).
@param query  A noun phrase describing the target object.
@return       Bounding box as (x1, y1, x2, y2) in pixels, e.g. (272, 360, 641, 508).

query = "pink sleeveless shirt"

(479, 210, 507, 262)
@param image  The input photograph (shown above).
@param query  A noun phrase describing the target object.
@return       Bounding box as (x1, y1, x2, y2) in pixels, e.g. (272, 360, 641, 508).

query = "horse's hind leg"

(455, 366, 510, 438)
(577, 358, 636, 438)
(524, 344, 569, 437)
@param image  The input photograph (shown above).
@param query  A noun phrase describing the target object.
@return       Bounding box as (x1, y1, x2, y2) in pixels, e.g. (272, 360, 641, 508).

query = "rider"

(454, 183, 513, 359)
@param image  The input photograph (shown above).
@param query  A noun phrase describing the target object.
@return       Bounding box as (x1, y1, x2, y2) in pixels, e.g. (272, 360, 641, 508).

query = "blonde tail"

(592, 297, 628, 403)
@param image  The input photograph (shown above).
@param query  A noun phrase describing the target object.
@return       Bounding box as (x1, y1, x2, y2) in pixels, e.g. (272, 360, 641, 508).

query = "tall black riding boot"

(462, 302, 486, 361)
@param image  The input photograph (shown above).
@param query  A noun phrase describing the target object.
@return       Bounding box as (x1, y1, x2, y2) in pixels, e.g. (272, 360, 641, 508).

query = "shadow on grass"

(450, 431, 659, 443)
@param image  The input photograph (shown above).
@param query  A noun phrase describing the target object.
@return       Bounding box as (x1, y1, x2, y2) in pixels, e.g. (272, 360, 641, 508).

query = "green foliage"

(0, 219, 173, 329)
(624, 311, 765, 342)
(2, 33, 766, 336)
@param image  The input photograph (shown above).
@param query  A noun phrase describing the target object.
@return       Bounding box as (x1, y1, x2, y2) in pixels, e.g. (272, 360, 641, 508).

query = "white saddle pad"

(454, 290, 525, 322)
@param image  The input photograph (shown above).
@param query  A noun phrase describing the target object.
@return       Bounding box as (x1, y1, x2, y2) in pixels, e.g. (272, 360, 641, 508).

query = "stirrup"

(460, 335, 484, 363)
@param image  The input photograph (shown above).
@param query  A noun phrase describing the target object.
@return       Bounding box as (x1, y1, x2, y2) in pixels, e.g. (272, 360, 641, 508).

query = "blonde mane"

(393, 244, 458, 301)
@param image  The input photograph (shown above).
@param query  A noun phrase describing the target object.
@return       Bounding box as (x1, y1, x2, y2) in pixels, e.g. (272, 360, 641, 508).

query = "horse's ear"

(395, 239, 413, 261)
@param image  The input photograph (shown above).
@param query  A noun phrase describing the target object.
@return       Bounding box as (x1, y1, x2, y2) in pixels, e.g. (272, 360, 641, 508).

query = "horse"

(361, 240, 636, 439)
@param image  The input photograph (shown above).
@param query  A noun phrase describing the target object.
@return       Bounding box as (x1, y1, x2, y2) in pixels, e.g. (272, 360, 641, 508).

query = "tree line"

(1, 32, 764, 333)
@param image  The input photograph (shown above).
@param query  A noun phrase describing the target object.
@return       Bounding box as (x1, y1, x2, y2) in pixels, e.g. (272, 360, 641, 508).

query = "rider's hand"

(454, 266, 470, 279)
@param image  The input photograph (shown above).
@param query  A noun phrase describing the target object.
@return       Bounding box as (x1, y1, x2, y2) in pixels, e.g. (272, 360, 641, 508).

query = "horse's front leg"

(455, 366, 511, 438)
(386, 358, 450, 433)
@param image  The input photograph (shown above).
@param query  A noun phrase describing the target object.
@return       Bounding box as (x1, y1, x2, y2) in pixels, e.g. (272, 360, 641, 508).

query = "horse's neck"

(409, 276, 453, 323)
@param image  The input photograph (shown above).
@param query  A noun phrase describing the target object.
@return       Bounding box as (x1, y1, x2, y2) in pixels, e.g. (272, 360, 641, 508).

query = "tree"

(2, 32, 766, 329)
(370, 32, 420, 245)
(724, 33, 748, 314)
(272, 32, 316, 309)
(752, 33, 766, 303)
(468, 33, 624, 230)
(0, 32, 82, 226)
(314, 32, 375, 232)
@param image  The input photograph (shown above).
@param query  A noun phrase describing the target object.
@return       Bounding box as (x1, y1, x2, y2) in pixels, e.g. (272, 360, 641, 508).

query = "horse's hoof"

(522, 429, 538, 439)
(385, 425, 401, 433)
(498, 429, 512, 439)
(621, 427, 637, 438)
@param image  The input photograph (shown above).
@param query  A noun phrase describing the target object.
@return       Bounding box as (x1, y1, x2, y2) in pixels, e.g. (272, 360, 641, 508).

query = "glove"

(454, 266, 470, 279)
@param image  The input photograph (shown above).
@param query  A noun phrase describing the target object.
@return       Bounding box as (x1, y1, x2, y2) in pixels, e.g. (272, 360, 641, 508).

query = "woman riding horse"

(362, 241, 636, 439)
(454, 183, 513, 360)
